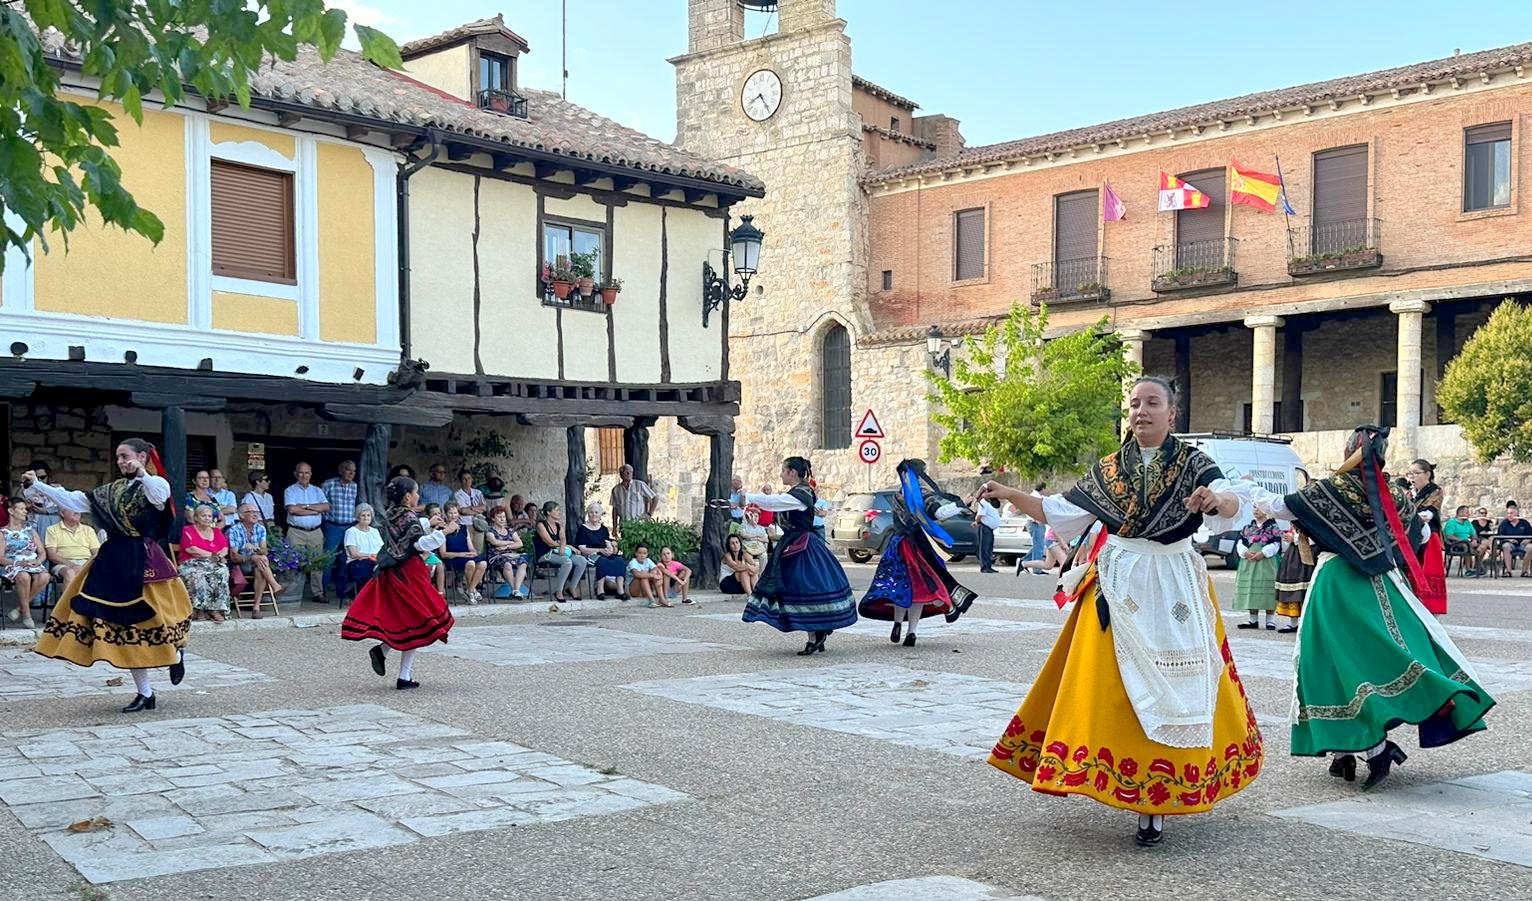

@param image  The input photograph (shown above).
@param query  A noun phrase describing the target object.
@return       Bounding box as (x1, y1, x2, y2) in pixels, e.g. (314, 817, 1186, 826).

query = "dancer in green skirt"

(1214, 426, 1494, 790)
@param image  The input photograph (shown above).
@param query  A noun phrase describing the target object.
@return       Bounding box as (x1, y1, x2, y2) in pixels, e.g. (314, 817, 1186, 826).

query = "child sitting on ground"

(659, 546, 693, 605)
(627, 544, 668, 608)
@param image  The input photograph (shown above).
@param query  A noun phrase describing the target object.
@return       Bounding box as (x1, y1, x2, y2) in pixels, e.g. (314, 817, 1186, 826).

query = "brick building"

(666, 0, 1532, 509)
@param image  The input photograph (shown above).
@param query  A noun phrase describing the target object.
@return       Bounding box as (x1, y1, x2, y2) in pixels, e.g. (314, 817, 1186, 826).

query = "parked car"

(1179, 433, 1308, 569)
(828, 489, 976, 564)
(991, 504, 1035, 565)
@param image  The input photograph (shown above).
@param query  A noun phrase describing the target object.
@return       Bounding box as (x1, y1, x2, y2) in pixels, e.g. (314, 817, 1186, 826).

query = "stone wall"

(391, 417, 569, 510)
(6, 401, 115, 490)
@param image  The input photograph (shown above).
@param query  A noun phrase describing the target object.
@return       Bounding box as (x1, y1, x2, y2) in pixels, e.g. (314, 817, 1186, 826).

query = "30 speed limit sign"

(858, 438, 882, 465)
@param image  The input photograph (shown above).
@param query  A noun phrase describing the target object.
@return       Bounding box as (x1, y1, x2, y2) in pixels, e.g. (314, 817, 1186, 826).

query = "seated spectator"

(483, 506, 530, 599)
(576, 502, 628, 600)
(23, 460, 62, 542)
(755, 484, 776, 528)
(627, 544, 667, 607)
(1470, 505, 1498, 570)
(1441, 505, 1479, 575)
(419, 463, 454, 510)
(210, 469, 238, 528)
(228, 503, 280, 615)
(388, 464, 416, 481)
(484, 476, 508, 508)
(44, 506, 100, 589)
(178, 504, 231, 623)
(738, 505, 770, 564)
(2, 497, 47, 628)
(184, 469, 220, 525)
(454, 470, 488, 523)
(343, 504, 383, 596)
(535, 501, 587, 602)
(241, 470, 276, 525)
(1496, 501, 1532, 577)
(659, 546, 692, 604)
(419, 503, 447, 597)
(521, 499, 540, 526)
(505, 494, 530, 529)
(719, 534, 757, 597)
(441, 502, 488, 603)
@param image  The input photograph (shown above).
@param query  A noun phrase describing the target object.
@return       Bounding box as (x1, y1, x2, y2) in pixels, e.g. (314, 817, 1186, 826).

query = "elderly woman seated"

(178, 503, 231, 623)
(343, 504, 384, 597)
(575, 502, 628, 599)
(228, 502, 281, 617)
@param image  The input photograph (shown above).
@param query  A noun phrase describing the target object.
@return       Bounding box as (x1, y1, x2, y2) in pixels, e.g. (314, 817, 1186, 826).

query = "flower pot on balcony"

(1288, 247, 1382, 277)
(1030, 287, 1059, 306)
(600, 286, 620, 304)
(549, 280, 574, 300)
(1151, 266, 1236, 293)
(577, 276, 595, 298)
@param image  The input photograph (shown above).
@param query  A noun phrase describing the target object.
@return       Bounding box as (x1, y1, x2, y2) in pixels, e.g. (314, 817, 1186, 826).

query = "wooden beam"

(446, 143, 475, 162)
(682, 188, 710, 205)
(276, 111, 302, 128)
(517, 413, 635, 429)
(0, 375, 37, 398)
(532, 161, 563, 179)
(609, 175, 639, 192)
(323, 403, 454, 428)
(695, 430, 734, 590)
(677, 413, 735, 438)
(161, 406, 188, 495)
(206, 98, 229, 114)
(623, 422, 650, 483)
(418, 392, 736, 419)
(563, 426, 587, 538)
(572, 170, 604, 187)
(130, 392, 226, 412)
(345, 124, 369, 142)
(0, 360, 410, 407)
(490, 152, 517, 171)
(360, 422, 391, 512)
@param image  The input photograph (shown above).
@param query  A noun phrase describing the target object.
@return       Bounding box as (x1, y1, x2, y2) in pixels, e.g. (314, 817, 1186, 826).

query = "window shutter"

(1175, 168, 1225, 248)
(1054, 189, 1099, 267)
(820, 325, 852, 449)
(598, 428, 625, 474)
(954, 208, 985, 281)
(211, 160, 295, 283)
(1312, 145, 1368, 228)
(1466, 122, 1512, 145)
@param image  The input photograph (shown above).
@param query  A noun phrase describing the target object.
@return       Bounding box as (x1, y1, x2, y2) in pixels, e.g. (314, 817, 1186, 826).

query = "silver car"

(991, 505, 1035, 564)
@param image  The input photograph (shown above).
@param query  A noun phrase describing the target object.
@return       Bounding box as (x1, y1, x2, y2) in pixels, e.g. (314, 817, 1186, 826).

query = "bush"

(1438, 300, 1532, 462)
(616, 519, 700, 561)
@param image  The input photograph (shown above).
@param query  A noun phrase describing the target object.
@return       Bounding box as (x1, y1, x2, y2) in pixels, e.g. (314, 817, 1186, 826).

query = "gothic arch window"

(820, 323, 852, 449)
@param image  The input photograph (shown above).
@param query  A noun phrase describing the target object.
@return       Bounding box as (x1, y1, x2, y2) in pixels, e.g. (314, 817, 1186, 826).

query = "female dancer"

(857, 459, 978, 647)
(1232, 427, 1493, 789)
(731, 457, 856, 655)
(1406, 458, 1447, 615)
(341, 477, 456, 689)
(980, 377, 1262, 847)
(1273, 524, 1313, 633)
(1231, 505, 1283, 631)
(25, 439, 189, 712)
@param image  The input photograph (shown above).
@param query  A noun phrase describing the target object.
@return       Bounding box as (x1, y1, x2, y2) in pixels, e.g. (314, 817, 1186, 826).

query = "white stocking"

(905, 606, 920, 635)
(130, 668, 153, 697)
(398, 649, 418, 681)
(893, 605, 909, 624)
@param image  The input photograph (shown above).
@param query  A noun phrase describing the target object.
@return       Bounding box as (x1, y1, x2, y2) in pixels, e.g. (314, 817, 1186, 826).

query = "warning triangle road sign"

(855, 409, 884, 438)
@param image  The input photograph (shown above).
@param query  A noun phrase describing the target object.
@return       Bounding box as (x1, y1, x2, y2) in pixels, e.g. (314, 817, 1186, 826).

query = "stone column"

(1390, 299, 1431, 457)
(1244, 316, 1283, 435)
(1117, 328, 1151, 433)
(1172, 334, 1192, 433)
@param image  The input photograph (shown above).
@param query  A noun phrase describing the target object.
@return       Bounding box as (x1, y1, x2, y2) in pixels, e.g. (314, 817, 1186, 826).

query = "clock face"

(741, 69, 783, 122)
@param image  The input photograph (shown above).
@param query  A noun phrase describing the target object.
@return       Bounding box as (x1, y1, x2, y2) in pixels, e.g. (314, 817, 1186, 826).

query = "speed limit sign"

(858, 438, 882, 465)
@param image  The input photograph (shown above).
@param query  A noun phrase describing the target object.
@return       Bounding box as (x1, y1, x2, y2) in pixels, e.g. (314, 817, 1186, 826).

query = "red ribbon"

(1371, 462, 1427, 596)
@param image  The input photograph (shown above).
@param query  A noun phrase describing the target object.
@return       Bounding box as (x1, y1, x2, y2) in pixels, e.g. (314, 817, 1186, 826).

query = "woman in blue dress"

(737, 457, 857, 655)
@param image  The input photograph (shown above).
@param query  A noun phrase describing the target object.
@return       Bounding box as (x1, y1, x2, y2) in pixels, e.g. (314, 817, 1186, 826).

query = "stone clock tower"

(668, 0, 870, 494)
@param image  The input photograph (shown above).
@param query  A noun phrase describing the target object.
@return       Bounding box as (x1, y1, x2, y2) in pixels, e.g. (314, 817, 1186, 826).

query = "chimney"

(914, 114, 966, 159)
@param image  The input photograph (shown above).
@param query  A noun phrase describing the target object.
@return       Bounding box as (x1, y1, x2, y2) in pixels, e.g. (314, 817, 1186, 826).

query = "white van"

(1178, 433, 1309, 569)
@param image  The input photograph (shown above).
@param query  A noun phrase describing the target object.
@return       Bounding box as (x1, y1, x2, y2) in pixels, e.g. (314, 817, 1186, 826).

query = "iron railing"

(477, 88, 529, 118)
(1030, 257, 1110, 304)
(1287, 218, 1382, 275)
(1151, 238, 1238, 292)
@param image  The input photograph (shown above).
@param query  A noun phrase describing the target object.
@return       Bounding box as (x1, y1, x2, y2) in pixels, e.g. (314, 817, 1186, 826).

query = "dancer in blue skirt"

(736, 456, 857, 655)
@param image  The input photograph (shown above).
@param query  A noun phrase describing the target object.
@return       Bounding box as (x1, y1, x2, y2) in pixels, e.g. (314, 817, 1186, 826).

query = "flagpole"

(1274, 153, 1294, 256)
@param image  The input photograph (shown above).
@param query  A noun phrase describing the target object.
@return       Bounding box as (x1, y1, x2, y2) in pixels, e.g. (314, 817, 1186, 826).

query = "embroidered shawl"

(1064, 433, 1224, 544)
(1285, 471, 1419, 577)
(1240, 518, 1284, 548)
(377, 504, 428, 570)
(1410, 482, 1444, 535)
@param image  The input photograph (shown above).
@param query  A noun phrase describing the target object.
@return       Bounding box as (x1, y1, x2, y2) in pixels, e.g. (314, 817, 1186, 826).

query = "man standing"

(44, 505, 100, 588)
(284, 462, 329, 601)
(419, 463, 454, 510)
(321, 461, 360, 600)
(610, 464, 657, 535)
(209, 469, 238, 528)
(974, 496, 1002, 573)
(729, 475, 746, 525)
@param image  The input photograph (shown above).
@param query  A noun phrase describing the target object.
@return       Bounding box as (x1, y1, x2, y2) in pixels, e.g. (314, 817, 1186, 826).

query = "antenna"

(562, 0, 569, 99)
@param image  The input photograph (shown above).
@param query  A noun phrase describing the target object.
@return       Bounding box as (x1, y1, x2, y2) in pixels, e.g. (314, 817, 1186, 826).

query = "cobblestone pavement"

(0, 564, 1528, 900)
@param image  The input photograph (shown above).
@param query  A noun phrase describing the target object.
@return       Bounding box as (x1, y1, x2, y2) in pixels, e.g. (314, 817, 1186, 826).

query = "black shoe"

(618, 592, 630, 601)
(396, 678, 419, 690)
(902, 633, 917, 647)
(795, 631, 827, 655)
(1236, 621, 1260, 629)
(122, 693, 156, 713)
(890, 622, 903, 644)
(1277, 625, 1298, 634)
(168, 657, 185, 686)
(369, 644, 387, 677)
(1328, 754, 1357, 782)
(1362, 742, 1407, 791)
(1015, 558, 1026, 577)
(980, 567, 998, 573)
(1266, 623, 1276, 630)
(796, 641, 818, 656)
(1134, 823, 1163, 847)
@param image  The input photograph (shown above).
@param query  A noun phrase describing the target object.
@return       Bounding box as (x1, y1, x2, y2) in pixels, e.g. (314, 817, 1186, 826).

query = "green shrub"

(617, 519, 700, 560)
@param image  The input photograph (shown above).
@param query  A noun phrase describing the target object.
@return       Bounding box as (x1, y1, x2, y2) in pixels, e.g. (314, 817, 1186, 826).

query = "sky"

(337, 0, 1532, 148)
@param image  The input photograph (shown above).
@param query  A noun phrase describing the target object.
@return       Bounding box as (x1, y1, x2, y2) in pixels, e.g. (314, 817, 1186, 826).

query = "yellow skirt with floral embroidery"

(33, 561, 191, 670)
(987, 579, 1263, 815)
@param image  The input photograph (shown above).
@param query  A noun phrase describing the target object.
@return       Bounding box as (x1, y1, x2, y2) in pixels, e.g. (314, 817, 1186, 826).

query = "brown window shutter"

(820, 324, 852, 449)
(954, 208, 985, 280)
(1312, 145, 1368, 228)
(1053, 190, 1099, 265)
(1466, 122, 1512, 144)
(598, 428, 625, 474)
(211, 160, 296, 283)
(1175, 168, 1226, 248)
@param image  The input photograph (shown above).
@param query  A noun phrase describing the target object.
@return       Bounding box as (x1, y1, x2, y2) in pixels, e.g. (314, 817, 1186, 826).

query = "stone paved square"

(625, 663, 1027, 758)
(699, 612, 1057, 638)
(1225, 635, 1532, 693)
(426, 623, 745, 667)
(1271, 770, 1532, 868)
(807, 876, 1047, 900)
(0, 649, 273, 702)
(0, 704, 686, 884)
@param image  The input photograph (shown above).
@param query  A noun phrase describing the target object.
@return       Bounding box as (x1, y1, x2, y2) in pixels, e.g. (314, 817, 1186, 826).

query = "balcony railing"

(1287, 218, 1382, 276)
(477, 88, 529, 118)
(1151, 238, 1238, 292)
(1030, 257, 1110, 304)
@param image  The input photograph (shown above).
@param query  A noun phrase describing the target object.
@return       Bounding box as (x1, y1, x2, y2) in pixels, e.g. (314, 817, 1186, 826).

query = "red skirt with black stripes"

(340, 556, 454, 650)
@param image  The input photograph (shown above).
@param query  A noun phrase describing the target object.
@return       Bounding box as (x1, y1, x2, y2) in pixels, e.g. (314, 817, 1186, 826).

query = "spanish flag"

(1229, 159, 1283, 213)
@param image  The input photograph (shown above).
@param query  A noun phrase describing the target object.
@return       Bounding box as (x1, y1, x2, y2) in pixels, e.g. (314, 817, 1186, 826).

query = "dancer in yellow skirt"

(24, 438, 190, 712)
(978, 377, 1263, 847)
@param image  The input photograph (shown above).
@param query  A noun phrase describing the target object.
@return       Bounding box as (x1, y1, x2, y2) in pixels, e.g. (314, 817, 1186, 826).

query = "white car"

(1179, 433, 1308, 568)
(991, 504, 1035, 564)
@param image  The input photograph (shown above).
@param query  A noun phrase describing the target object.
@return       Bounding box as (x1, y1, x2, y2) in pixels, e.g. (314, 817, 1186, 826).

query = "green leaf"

(355, 25, 403, 69)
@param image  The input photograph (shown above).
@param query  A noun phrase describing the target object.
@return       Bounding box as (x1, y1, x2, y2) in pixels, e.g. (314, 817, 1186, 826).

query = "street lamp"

(926, 324, 955, 377)
(702, 215, 764, 328)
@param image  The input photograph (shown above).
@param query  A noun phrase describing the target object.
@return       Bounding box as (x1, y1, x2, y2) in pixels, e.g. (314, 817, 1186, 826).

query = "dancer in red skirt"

(1405, 458, 1448, 615)
(341, 477, 455, 689)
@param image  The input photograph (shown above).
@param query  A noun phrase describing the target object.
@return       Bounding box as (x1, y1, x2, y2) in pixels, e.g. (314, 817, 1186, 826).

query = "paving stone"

(0, 649, 271, 701)
(625, 663, 1028, 760)
(427, 623, 745, 667)
(1, 703, 687, 884)
(807, 876, 1046, 901)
